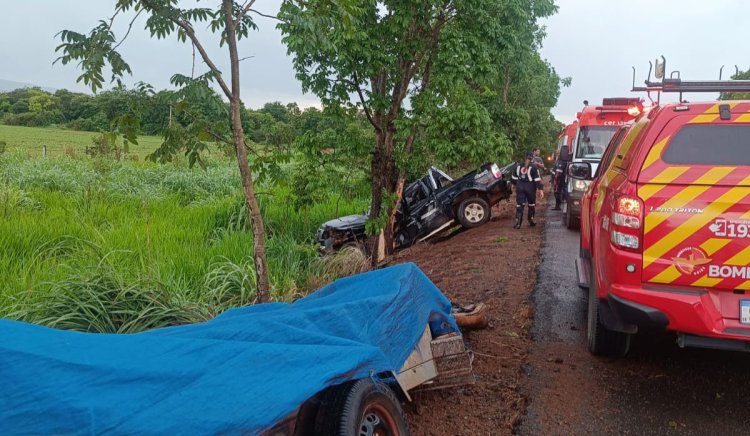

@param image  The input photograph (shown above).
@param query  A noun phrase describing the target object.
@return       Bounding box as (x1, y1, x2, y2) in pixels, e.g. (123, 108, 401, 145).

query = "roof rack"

(632, 78, 750, 94)
(631, 56, 750, 104)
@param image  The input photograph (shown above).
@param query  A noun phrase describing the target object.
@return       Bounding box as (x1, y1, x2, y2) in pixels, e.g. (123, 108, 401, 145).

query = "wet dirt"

(519, 206, 750, 436)
(396, 201, 750, 436)
(395, 198, 547, 435)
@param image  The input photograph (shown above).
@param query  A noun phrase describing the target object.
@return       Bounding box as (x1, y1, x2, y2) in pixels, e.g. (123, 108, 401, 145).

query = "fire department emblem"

(672, 247, 711, 276)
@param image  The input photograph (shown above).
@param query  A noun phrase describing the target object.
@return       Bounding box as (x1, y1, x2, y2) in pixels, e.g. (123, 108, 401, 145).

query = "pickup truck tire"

(457, 197, 490, 228)
(565, 201, 580, 230)
(587, 267, 631, 357)
(314, 378, 409, 436)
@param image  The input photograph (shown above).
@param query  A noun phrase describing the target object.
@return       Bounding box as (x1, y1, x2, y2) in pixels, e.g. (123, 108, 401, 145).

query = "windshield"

(575, 126, 618, 159)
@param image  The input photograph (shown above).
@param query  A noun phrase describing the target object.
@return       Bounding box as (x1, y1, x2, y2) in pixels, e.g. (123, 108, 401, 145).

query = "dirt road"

(519, 206, 750, 435)
(390, 199, 750, 435)
(397, 200, 544, 435)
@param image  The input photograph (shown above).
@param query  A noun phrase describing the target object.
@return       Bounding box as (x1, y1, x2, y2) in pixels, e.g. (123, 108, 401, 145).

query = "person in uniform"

(512, 151, 544, 229)
(552, 150, 567, 210)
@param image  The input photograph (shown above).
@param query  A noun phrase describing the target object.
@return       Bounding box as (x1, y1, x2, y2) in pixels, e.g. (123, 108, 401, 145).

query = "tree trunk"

(223, 1, 271, 303)
(368, 127, 400, 265)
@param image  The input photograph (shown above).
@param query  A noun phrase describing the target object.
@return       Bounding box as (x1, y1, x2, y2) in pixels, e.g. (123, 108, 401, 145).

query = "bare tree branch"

(352, 71, 382, 134)
(139, 0, 233, 98)
(235, 0, 258, 24)
(112, 9, 144, 51)
(248, 9, 282, 21)
(173, 20, 233, 99)
(191, 42, 196, 79)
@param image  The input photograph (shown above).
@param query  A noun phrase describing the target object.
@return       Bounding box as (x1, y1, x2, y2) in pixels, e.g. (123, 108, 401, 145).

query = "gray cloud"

(2, 1, 749, 116)
(540, 0, 750, 123)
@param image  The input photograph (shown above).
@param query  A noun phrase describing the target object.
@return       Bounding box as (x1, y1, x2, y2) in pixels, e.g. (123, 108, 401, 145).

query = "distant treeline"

(0, 86, 327, 145)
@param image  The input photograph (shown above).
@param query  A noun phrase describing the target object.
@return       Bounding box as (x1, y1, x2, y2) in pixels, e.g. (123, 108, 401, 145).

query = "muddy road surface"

(520, 206, 750, 435)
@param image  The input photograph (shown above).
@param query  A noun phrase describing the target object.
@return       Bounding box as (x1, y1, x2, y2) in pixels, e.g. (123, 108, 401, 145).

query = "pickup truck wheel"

(565, 201, 580, 230)
(457, 198, 490, 228)
(587, 268, 631, 357)
(314, 379, 409, 436)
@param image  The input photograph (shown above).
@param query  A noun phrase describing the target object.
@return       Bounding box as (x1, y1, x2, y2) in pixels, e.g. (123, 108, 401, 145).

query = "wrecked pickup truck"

(316, 163, 512, 253)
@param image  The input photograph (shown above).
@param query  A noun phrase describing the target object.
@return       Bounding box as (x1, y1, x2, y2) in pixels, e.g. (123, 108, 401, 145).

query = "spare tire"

(314, 378, 409, 436)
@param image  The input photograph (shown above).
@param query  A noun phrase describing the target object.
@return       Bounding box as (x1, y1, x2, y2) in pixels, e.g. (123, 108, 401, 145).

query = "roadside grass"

(0, 150, 370, 331)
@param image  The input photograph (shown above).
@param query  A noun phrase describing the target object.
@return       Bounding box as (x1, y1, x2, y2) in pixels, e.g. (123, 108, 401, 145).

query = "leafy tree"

(28, 93, 60, 113)
(259, 101, 290, 123)
(279, 0, 559, 257)
(56, 0, 276, 302)
(720, 68, 750, 100)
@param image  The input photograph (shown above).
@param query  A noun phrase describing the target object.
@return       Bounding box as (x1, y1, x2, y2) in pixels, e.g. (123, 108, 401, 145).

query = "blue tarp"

(0, 263, 456, 434)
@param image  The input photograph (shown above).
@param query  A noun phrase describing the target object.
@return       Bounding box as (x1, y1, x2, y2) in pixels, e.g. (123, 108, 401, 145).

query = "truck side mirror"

(568, 162, 592, 180)
(560, 146, 570, 162)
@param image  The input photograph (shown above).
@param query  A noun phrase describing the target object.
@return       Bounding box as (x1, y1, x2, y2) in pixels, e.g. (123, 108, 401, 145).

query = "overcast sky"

(1, 0, 749, 119)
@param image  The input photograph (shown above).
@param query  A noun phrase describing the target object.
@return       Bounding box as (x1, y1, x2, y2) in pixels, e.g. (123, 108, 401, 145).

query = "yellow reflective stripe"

(647, 166, 690, 184)
(691, 276, 723, 288)
(700, 238, 732, 256)
(639, 184, 667, 202)
(641, 137, 670, 171)
(650, 266, 682, 284)
(643, 167, 737, 234)
(725, 246, 750, 266)
(689, 114, 719, 124)
(643, 178, 750, 268)
(735, 113, 750, 123)
(594, 171, 618, 214)
(644, 186, 710, 233)
(738, 281, 750, 290)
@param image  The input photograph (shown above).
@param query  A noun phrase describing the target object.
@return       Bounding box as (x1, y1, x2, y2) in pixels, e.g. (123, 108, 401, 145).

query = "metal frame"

(631, 56, 750, 104)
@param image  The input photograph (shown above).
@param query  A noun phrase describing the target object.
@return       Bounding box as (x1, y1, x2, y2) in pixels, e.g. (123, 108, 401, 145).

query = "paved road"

(519, 206, 750, 435)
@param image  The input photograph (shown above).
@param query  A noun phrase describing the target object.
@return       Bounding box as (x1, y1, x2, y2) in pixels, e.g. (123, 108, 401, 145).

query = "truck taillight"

(491, 163, 502, 179)
(610, 195, 643, 250)
(612, 197, 641, 229)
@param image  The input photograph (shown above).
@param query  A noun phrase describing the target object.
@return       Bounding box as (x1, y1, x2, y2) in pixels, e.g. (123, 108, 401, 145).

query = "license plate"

(741, 300, 750, 324)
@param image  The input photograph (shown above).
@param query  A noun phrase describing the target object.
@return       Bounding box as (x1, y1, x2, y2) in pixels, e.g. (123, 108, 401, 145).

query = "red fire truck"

(561, 98, 643, 229)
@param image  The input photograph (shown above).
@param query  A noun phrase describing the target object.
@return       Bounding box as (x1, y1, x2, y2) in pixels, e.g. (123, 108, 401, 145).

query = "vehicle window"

(575, 126, 618, 159)
(595, 127, 629, 178)
(614, 116, 649, 170)
(662, 124, 750, 165)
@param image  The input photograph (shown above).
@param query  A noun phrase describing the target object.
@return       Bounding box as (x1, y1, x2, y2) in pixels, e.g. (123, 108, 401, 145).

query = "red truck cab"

(577, 84, 750, 356)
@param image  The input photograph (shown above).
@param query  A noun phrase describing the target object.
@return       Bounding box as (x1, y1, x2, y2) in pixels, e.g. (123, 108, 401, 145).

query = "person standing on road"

(532, 148, 546, 175)
(512, 151, 544, 229)
(552, 150, 567, 211)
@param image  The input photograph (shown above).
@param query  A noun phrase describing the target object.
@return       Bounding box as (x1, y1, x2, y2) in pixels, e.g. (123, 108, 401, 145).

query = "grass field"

(0, 127, 370, 332)
(0, 125, 165, 158)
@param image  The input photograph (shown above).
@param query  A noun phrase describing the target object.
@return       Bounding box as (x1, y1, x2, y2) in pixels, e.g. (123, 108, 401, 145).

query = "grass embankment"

(0, 124, 164, 158)
(0, 128, 370, 332)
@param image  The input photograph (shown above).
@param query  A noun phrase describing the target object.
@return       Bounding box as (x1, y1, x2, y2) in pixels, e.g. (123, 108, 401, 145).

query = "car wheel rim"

(464, 203, 484, 223)
(359, 403, 398, 436)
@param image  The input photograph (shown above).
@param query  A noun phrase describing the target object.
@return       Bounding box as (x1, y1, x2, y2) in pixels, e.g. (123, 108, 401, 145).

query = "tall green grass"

(0, 151, 370, 331)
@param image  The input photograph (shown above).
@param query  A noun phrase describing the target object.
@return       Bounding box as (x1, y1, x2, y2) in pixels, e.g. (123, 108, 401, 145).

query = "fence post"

(42, 144, 47, 159)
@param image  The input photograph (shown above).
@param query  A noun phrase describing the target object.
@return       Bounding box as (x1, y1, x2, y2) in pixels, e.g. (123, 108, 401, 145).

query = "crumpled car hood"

(320, 214, 367, 230)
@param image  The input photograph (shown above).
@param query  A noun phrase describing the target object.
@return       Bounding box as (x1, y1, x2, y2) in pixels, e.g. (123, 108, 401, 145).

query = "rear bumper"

(604, 283, 750, 346)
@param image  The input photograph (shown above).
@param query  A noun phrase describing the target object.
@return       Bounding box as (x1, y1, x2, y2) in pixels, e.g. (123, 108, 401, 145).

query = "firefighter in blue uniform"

(512, 151, 544, 229)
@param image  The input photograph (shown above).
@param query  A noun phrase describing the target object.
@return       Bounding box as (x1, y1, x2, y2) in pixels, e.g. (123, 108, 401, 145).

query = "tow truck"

(560, 97, 643, 230)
